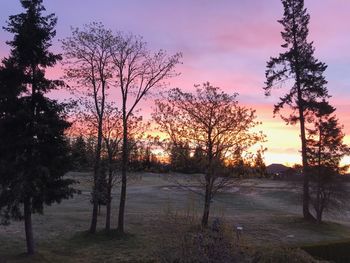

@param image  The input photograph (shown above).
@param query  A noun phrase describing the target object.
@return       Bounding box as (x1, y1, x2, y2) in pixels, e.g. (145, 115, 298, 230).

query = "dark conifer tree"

(264, 0, 329, 220)
(253, 148, 267, 178)
(71, 134, 88, 170)
(0, 0, 77, 255)
(306, 101, 350, 223)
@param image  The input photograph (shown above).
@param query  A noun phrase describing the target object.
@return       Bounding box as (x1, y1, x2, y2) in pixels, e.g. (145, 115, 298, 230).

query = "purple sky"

(1, 0, 350, 165)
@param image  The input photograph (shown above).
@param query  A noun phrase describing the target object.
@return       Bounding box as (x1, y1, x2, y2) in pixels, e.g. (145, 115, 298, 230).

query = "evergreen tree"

(264, 0, 329, 220)
(71, 134, 88, 170)
(85, 136, 96, 167)
(253, 148, 267, 178)
(0, 0, 77, 254)
(306, 101, 350, 223)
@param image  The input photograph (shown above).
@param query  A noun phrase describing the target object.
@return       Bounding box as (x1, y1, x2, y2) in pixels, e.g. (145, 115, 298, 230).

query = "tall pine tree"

(0, 0, 77, 255)
(264, 0, 329, 220)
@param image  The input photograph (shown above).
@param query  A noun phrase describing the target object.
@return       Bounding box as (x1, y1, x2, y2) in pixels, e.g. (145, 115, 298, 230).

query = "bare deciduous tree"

(100, 104, 147, 231)
(101, 103, 122, 231)
(61, 22, 114, 233)
(70, 100, 149, 231)
(110, 33, 181, 233)
(153, 83, 264, 227)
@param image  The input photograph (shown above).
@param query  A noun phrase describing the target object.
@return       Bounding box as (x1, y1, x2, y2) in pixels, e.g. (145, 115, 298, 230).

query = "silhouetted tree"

(229, 148, 249, 178)
(264, 0, 329, 220)
(191, 146, 206, 173)
(71, 98, 148, 231)
(110, 33, 181, 233)
(0, 53, 25, 227)
(85, 136, 96, 166)
(126, 119, 152, 171)
(62, 22, 114, 233)
(170, 142, 192, 173)
(137, 135, 160, 171)
(154, 83, 264, 227)
(141, 142, 152, 170)
(253, 148, 267, 177)
(100, 104, 146, 230)
(101, 103, 122, 231)
(306, 101, 350, 223)
(71, 134, 89, 170)
(0, 0, 77, 254)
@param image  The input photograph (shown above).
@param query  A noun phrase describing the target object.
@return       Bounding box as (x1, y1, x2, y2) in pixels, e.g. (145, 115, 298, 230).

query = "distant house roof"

(266, 163, 290, 174)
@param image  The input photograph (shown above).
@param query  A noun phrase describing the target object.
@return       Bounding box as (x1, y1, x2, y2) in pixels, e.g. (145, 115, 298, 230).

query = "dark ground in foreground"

(1, 172, 350, 262)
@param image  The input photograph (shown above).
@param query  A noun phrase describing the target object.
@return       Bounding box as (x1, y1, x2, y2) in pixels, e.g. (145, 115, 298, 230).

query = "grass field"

(1, 172, 350, 262)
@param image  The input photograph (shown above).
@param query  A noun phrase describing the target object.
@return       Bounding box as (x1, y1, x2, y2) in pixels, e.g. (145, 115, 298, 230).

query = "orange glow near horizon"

(146, 122, 350, 169)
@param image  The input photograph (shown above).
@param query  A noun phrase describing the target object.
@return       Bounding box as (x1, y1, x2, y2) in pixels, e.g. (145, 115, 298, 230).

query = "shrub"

(157, 218, 247, 263)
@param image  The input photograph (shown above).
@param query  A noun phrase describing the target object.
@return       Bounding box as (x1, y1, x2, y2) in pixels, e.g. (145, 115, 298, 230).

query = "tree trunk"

(90, 202, 98, 233)
(317, 205, 324, 224)
(117, 116, 128, 234)
(89, 121, 103, 233)
(315, 173, 322, 224)
(25, 67, 36, 255)
(291, 8, 314, 221)
(24, 199, 35, 255)
(105, 197, 111, 231)
(316, 197, 323, 224)
(316, 182, 324, 224)
(202, 136, 213, 228)
(201, 181, 211, 228)
(105, 159, 113, 231)
(300, 116, 312, 220)
(297, 91, 314, 221)
(316, 209, 322, 224)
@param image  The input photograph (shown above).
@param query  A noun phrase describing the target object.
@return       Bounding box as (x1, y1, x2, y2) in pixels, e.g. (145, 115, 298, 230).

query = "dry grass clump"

(154, 206, 325, 263)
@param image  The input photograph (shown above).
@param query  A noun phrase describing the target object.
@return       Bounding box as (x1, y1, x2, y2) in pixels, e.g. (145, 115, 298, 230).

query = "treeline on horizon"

(0, 0, 349, 256)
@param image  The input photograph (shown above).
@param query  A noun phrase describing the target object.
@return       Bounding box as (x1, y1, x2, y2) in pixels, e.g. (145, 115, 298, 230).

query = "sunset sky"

(1, 0, 350, 166)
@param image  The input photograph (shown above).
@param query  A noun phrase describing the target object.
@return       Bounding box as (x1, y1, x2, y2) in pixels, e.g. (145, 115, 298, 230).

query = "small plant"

(156, 217, 247, 263)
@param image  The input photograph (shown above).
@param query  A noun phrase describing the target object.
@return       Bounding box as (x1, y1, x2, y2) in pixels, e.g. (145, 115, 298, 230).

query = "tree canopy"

(154, 82, 264, 226)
